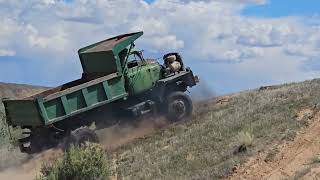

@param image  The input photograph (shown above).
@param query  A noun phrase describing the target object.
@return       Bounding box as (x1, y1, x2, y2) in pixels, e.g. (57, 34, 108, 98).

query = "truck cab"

(125, 49, 162, 95)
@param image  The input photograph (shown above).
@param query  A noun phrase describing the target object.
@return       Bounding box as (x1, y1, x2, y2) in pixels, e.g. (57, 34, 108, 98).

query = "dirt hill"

(110, 79, 320, 179)
(0, 82, 47, 99)
(2, 79, 320, 179)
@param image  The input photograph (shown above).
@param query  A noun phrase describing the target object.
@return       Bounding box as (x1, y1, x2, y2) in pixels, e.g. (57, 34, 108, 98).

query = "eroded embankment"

(230, 108, 320, 180)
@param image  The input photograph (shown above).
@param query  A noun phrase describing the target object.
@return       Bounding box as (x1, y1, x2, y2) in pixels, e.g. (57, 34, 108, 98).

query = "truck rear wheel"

(64, 127, 99, 150)
(166, 91, 193, 122)
(29, 129, 57, 153)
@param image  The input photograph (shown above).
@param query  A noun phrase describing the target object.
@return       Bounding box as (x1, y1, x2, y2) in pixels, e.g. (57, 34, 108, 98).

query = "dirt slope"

(230, 108, 320, 180)
(111, 79, 320, 179)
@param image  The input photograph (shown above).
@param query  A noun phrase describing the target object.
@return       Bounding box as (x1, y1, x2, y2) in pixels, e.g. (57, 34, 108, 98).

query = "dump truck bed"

(4, 73, 127, 127)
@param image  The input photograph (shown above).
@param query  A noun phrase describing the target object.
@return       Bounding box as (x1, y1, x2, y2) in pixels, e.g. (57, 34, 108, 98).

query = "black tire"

(166, 91, 193, 122)
(64, 127, 99, 150)
(29, 129, 56, 153)
(29, 135, 45, 153)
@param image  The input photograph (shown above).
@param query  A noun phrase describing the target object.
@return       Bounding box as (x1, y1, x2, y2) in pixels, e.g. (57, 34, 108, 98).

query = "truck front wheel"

(166, 91, 193, 122)
(64, 127, 99, 150)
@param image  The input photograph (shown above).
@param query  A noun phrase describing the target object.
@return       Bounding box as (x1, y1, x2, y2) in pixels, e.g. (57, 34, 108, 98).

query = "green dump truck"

(3, 32, 199, 153)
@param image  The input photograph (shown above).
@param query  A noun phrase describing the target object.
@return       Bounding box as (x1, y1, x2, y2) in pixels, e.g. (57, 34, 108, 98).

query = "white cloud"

(0, 49, 15, 56)
(25, 24, 68, 51)
(143, 35, 184, 51)
(285, 44, 320, 58)
(0, 0, 319, 93)
(43, 0, 55, 5)
(222, 47, 264, 61)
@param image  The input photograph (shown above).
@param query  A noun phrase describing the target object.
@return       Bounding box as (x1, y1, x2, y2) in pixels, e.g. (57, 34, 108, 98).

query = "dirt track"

(230, 109, 320, 180)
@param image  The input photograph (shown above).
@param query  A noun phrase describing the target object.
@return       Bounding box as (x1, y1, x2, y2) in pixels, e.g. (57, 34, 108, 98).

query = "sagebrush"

(237, 130, 254, 147)
(37, 144, 110, 180)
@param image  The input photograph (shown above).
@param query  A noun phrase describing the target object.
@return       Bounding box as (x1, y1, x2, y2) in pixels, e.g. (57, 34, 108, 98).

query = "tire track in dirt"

(230, 109, 320, 180)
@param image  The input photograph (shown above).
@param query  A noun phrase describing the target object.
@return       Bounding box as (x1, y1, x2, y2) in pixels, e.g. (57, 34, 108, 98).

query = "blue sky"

(0, 0, 319, 95)
(146, 0, 320, 17)
(144, 0, 155, 3)
(243, 0, 320, 17)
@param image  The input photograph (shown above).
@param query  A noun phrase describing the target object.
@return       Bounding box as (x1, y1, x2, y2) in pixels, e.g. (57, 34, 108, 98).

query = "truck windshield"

(127, 51, 144, 68)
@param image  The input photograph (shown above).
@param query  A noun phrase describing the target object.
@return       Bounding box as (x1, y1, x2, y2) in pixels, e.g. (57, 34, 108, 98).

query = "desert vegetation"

(36, 144, 109, 180)
(112, 79, 320, 179)
(1, 79, 320, 179)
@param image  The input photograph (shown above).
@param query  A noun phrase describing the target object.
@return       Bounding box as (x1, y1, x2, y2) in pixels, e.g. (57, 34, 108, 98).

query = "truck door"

(125, 52, 154, 95)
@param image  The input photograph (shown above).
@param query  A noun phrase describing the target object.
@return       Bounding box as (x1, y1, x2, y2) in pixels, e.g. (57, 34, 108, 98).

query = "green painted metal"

(81, 89, 90, 106)
(44, 98, 65, 120)
(126, 61, 162, 95)
(41, 92, 128, 125)
(102, 81, 113, 99)
(66, 90, 86, 112)
(36, 97, 49, 123)
(80, 52, 118, 75)
(3, 100, 43, 126)
(39, 75, 127, 125)
(78, 32, 143, 75)
(4, 74, 127, 126)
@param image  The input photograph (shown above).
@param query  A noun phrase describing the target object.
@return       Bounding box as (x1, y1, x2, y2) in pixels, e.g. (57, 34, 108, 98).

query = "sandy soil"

(230, 109, 320, 180)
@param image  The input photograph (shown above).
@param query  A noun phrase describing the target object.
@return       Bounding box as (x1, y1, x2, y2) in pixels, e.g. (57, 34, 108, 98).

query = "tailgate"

(3, 100, 43, 127)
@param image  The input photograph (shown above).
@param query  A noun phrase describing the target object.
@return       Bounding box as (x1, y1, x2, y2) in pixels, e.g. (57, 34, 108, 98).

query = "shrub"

(311, 154, 320, 164)
(237, 130, 254, 147)
(37, 143, 109, 180)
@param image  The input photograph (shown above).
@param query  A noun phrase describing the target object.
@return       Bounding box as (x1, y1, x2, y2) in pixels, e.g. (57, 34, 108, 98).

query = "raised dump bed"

(5, 72, 127, 127)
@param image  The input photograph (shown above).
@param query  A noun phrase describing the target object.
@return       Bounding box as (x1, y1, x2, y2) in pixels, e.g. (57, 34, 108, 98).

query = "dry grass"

(311, 154, 320, 164)
(112, 79, 320, 179)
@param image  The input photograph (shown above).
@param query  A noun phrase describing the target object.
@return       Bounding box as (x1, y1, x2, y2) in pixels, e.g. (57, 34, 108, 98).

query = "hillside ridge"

(0, 82, 48, 99)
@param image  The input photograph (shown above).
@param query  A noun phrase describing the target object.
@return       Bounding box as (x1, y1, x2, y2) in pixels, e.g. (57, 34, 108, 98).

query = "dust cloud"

(96, 117, 170, 150)
(0, 148, 62, 180)
(190, 80, 216, 102)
